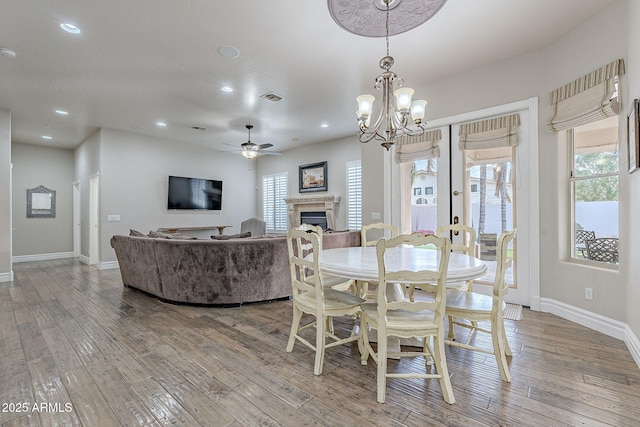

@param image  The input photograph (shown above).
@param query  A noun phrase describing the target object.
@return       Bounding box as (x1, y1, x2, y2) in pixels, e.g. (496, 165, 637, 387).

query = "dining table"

(317, 245, 488, 352)
(319, 245, 488, 301)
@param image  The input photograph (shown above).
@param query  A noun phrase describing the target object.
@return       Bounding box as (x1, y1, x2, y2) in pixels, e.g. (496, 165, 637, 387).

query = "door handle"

(453, 190, 461, 196)
(453, 216, 459, 235)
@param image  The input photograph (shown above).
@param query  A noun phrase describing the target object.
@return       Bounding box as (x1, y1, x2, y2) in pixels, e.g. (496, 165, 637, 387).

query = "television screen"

(167, 176, 222, 210)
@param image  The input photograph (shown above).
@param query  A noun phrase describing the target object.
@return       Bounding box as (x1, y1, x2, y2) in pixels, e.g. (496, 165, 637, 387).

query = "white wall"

(93, 128, 256, 263)
(12, 143, 74, 257)
(0, 109, 11, 281)
(256, 135, 361, 231)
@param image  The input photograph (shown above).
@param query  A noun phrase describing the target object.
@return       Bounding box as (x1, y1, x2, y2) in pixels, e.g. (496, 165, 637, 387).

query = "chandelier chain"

(385, 1, 390, 57)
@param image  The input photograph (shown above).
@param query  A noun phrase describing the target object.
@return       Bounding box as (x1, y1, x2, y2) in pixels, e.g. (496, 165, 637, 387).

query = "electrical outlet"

(585, 287, 593, 300)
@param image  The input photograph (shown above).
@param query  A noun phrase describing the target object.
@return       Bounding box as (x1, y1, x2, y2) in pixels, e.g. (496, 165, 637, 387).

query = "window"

(346, 160, 362, 230)
(413, 187, 422, 196)
(570, 116, 619, 264)
(425, 186, 434, 195)
(262, 172, 288, 232)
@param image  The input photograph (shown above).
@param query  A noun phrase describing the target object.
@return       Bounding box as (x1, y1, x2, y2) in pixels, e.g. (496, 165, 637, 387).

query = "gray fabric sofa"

(110, 231, 361, 306)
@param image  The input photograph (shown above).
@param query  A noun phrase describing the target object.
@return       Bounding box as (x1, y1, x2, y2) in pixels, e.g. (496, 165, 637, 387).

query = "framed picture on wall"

(628, 98, 640, 174)
(299, 161, 327, 193)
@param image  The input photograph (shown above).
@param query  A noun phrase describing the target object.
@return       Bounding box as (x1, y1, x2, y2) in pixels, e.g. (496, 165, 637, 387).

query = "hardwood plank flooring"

(1, 259, 639, 426)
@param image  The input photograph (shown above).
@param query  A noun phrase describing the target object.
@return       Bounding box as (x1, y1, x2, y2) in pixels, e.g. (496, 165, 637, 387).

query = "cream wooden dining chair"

(295, 223, 355, 293)
(444, 228, 516, 382)
(286, 228, 365, 375)
(407, 223, 477, 302)
(359, 233, 455, 404)
(358, 223, 399, 298)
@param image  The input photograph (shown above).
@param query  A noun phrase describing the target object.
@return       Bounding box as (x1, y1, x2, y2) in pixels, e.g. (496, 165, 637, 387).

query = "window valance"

(394, 129, 442, 163)
(459, 113, 521, 150)
(546, 59, 625, 133)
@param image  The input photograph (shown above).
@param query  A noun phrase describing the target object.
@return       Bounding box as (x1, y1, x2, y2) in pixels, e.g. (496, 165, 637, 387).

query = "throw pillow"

(148, 230, 173, 239)
(130, 229, 147, 237)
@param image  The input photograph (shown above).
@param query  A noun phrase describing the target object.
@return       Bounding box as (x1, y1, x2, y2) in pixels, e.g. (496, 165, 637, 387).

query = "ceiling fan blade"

(223, 142, 240, 148)
(261, 150, 282, 156)
(257, 143, 273, 150)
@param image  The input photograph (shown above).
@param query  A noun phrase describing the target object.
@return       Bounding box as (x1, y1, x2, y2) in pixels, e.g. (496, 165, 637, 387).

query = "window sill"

(566, 257, 619, 271)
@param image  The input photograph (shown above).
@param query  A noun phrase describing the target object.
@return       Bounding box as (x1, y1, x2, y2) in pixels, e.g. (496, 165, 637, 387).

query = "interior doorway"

(73, 181, 80, 258)
(89, 174, 99, 266)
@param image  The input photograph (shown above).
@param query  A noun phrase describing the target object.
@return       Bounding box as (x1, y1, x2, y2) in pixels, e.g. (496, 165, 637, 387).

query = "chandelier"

(329, 0, 447, 149)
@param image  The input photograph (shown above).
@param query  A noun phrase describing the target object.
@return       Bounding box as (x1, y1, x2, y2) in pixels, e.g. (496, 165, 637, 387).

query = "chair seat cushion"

(446, 289, 505, 313)
(361, 303, 437, 330)
(296, 288, 364, 311)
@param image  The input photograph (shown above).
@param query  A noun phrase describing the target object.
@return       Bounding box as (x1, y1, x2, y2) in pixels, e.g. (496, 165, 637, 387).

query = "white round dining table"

(319, 245, 487, 290)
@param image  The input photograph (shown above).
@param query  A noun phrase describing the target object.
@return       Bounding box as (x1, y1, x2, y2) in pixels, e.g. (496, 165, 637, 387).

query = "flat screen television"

(167, 176, 222, 210)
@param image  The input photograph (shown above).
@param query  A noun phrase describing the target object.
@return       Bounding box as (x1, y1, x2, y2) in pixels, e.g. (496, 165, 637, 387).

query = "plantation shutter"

(346, 160, 362, 230)
(394, 129, 442, 163)
(262, 172, 288, 231)
(546, 59, 625, 133)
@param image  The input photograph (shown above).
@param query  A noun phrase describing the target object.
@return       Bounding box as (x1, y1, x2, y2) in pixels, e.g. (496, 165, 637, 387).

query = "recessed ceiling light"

(42, 135, 52, 140)
(60, 23, 81, 34)
(156, 121, 167, 127)
(221, 86, 234, 93)
(320, 123, 329, 128)
(217, 45, 240, 58)
(55, 110, 69, 115)
(0, 48, 16, 59)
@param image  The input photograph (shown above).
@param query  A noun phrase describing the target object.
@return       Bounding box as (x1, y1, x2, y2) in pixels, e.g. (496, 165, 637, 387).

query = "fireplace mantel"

(284, 195, 341, 229)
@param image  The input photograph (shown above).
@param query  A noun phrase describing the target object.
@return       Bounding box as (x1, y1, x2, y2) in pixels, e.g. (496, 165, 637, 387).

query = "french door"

(392, 99, 539, 307)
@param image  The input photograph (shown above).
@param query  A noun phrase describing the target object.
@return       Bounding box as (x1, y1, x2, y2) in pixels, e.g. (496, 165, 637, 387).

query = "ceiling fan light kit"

(329, 0, 447, 150)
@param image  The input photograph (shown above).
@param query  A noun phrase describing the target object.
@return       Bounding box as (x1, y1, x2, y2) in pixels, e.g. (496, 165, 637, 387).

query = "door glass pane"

(409, 159, 438, 234)
(464, 146, 516, 285)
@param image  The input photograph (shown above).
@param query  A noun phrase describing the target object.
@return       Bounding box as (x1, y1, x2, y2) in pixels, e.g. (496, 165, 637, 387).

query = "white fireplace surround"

(285, 195, 341, 230)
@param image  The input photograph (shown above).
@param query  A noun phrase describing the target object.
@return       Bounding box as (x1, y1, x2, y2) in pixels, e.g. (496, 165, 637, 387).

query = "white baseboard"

(98, 261, 119, 270)
(12, 252, 74, 263)
(79, 255, 90, 265)
(0, 270, 14, 282)
(539, 297, 640, 369)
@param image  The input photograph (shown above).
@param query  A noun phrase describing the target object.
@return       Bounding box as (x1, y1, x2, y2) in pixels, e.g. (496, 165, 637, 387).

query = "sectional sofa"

(110, 230, 361, 306)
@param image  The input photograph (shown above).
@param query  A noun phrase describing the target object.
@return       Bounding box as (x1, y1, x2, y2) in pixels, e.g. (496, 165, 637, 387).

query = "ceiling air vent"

(191, 126, 207, 131)
(260, 91, 285, 103)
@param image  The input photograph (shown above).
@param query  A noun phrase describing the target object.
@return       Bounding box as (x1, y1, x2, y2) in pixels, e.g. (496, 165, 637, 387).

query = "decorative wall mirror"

(27, 185, 56, 218)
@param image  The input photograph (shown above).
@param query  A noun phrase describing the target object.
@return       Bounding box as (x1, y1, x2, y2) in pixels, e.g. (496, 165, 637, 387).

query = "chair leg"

(286, 306, 303, 352)
(376, 330, 388, 403)
(314, 315, 326, 376)
(432, 332, 456, 404)
(360, 315, 370, 365)
(501, 320, 512, 356)
(491, 319, 511, 383)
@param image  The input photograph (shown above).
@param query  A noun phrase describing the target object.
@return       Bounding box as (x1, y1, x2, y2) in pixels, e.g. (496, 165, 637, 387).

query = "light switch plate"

(107, 215, 121, 222)
(371, 211, 381, 220)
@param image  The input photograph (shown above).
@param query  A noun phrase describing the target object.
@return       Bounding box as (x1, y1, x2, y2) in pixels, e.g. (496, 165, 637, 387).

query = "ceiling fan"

(225, 125, 282, 159)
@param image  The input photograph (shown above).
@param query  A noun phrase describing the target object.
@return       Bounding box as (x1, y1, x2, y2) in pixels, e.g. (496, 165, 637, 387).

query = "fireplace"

(300, 211, 328, 230)
(284, 195, 340, 230)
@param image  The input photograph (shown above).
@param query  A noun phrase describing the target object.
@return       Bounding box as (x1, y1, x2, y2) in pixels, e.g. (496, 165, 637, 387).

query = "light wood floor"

(2, 259, 640, 426)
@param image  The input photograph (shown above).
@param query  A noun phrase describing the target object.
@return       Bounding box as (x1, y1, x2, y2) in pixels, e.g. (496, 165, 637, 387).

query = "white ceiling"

(0, 0, 614, 154)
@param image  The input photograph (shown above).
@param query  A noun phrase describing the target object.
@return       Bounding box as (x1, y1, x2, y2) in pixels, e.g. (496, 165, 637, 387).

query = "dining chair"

(358, 223, 399, 298)
(407, 223, 477, 302)
(444, 228, 517, 382)
(359, 232, 455, 404)
(286, 228, 365, 375)
(295, 223, 355, 293)
(585, 237, 618, 263)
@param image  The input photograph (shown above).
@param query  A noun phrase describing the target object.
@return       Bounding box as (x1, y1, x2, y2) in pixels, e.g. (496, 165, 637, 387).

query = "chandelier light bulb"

(411, 99, 428, 123)
(394, 87, 414, 112)
(242, 149, 258, 159)
(356, 94, 375, 119)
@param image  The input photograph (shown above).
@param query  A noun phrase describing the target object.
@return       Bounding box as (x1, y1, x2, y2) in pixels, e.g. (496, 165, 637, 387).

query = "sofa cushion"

(148, 230, 198, 240)
(130, 229, 147, 237)
(211, 232, 252, 240)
